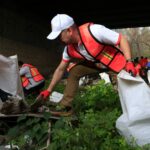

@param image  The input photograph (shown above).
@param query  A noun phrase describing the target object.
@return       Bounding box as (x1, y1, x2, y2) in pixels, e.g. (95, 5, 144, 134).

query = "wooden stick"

(47, 121, 51, 146)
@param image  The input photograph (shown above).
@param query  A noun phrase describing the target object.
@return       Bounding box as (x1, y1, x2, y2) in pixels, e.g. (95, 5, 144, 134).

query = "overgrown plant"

(6, 79, 149, 149)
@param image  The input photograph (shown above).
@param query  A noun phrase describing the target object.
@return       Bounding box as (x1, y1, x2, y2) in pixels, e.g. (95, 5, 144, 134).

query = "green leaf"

(7, 126, 19, 137)
(17, 114, 27, 123)
(43, 112, 51, 120)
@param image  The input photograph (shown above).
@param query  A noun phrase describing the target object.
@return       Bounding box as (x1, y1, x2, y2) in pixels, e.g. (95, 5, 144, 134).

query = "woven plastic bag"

(0, 55, 28, 115)
(116, 70, 150, 146)
(147, 70, 150, 83)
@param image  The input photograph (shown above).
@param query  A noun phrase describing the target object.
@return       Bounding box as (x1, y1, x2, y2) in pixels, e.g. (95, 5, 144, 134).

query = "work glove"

(135, 64, 141, 76)
(125, 61, 137, 77)
(39, 90, 51, 100)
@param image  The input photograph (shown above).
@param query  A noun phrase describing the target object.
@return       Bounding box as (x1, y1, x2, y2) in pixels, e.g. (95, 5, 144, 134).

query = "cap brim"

(47, 31, 61, 40)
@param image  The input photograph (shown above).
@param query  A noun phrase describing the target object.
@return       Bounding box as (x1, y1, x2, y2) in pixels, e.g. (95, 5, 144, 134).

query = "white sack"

(148, 70, 150, 83)
(116, 70, 150, 146)
(0, 54, 24, 99)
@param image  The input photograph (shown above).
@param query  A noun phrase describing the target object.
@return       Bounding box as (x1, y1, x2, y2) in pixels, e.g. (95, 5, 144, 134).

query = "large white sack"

(0, 54, 24, 99)
(116, 70, 150, 146)
(148, 70, 150, 83)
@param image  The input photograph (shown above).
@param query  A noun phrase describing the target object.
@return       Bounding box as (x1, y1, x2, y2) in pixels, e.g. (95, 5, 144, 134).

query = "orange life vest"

(21, 64, 44, 87)
(67, 23, 126, 73)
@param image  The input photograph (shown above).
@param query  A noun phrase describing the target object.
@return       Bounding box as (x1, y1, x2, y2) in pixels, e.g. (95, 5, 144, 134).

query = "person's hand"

(39, 90, 51, 100)
(125, 61, 137, 77)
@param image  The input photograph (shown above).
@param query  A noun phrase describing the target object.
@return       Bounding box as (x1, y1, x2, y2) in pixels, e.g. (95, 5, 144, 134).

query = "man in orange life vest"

(39, 14, 136, 116)
(18, 61, 45, 97)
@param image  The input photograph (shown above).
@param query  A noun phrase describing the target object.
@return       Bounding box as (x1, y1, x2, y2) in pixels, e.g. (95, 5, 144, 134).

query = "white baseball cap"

(47, 14, 74, 40)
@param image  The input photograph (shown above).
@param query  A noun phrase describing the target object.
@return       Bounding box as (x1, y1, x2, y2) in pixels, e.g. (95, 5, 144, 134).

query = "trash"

(0, 144, 20, 150)
(116, 70, 150, 146)
(0, 96, 29, 115)
(99, 72, 111, 84)
(30, 95, 45, 112)
(30, 91, 63, 113)
(49, 91, 63, 103)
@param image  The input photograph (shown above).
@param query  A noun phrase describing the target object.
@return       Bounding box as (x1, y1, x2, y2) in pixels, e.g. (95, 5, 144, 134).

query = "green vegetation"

(5, 80, 150, 149)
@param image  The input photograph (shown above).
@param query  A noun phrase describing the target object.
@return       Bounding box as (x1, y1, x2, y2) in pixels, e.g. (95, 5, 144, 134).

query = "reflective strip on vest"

(21, 76, 29, 87)
(22, 64, 44, 87)
(67, 23, 126, 73)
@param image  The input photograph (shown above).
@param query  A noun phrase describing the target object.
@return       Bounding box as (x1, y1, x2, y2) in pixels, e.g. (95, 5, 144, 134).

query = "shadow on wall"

(0, 8, 64, 78)
(0, 36, 63, 78)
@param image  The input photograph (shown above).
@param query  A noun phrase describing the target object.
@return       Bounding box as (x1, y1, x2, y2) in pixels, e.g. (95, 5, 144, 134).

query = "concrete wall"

(0, 8, 63, 78)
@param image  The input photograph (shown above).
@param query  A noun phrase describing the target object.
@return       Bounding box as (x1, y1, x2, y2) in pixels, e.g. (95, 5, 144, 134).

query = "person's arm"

(119, 35, 131, 61)
(119, 35, 136, 76)
(39, 60, 69, 99)
(47, 60, 69, 93)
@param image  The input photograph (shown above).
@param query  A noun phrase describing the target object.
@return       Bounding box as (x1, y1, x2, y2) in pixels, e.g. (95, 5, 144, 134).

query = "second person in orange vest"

(18, 60, 45, 97)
